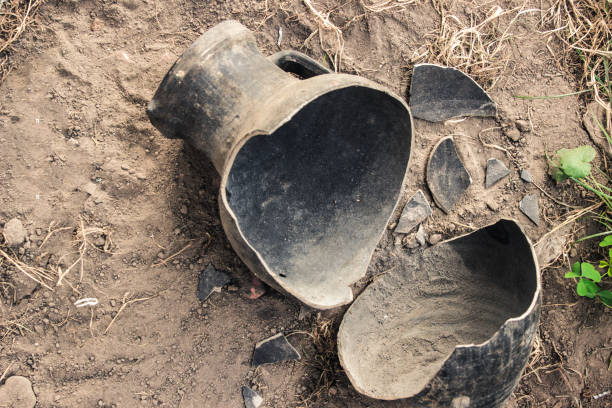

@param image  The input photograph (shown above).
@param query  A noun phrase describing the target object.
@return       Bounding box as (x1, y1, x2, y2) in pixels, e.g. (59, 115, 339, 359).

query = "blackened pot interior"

(225, 86, 412, 307)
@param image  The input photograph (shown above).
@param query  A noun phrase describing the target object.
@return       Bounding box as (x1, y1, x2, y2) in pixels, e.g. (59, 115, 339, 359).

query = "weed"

(549, 144, 612, 307)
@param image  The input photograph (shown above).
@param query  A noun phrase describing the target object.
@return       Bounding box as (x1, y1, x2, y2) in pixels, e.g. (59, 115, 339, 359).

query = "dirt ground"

(0, 0, 611, 407)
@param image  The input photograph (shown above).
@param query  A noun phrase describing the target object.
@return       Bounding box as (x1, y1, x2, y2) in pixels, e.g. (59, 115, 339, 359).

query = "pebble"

(121, 164, 130, 171)
(180, 205, 188, 215)
(3, 218, 26, 247)
(504, 126, 522, 142)
(0, 376, 37, 408)
(428, 233, 442, 245)
(486, 200, 500, 212)
(515, 119, 531, 133)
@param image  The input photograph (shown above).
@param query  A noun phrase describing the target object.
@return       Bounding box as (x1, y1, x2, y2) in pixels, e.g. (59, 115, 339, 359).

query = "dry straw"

(543, 0, 611, 129)
(413, 1, 538, 89)
(0, 0, 43, 82)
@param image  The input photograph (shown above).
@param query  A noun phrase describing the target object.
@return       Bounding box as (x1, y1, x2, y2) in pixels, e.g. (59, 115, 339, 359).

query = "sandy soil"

(0, 0, 610, 407)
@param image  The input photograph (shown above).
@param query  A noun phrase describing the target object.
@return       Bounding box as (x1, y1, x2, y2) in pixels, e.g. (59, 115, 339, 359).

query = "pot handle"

(268, 50, 331, 79)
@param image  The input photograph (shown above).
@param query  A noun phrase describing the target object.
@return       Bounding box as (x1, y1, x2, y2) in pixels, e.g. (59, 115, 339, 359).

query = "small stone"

(485, 158, 510, 188)
(252, 333, 300, 366)
(0, 376, 37, 408)
(395, 190, 432, 234)
(328, 387, 337, 396)
(121, 164, 130, 171)
(242, 386, 263, 408)
(415, 224, 427, 246)
(94, 237, 106, 247)
(520, 169, 533, 183)
(135, 172, 147, 180)
(427, 137, 472, 213)
(519, 194, 539, 226)
(197, 264, 230, 301)
(504, 126, 522, 142)
(515, 120, 531, 133)
(35, 228, 42, 236)
(486, 200, 500, 212)
(227, 285, 238, 292)
(110, 299, 117, 307)
(428, 233, 442, 245)
(3, 218, 26, 247)
(403, 235, 419, 249)
(179, 205, 188, 215)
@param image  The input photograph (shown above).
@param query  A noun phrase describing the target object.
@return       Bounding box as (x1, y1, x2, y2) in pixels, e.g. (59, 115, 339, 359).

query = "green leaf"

(556, 146, 596, 178)
(599, 260, 609, 268)
(600, 235, 612, 247)
(577, 278, 600, 298)
(566, 262, 581, 278)
(597, 290, 612, 307)
(581, 263, 602, 282)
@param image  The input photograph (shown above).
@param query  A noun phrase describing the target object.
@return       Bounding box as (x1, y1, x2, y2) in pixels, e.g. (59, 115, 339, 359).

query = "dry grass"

(412, 1, 538, 89)
(0, 218, 111, 297)
(360, 0, 419, 13)
(294, 316, 338, 406)
(543, 0, 611, 131)
(0, 0, 43, 82)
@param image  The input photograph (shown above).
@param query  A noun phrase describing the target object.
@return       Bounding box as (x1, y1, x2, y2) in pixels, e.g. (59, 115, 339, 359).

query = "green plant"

(548, 145, 612, 307)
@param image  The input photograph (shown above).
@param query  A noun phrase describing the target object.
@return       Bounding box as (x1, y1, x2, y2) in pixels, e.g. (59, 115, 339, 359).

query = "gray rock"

(3, 218, 26, 247)
(197, 264, 230, 301)
(395, 190, 432, 234)
(0, 376, 36, 408)
(515, 120, 531, 133)
(7, 270, 39, 302)
(427, 137, 472, 213)
(252, 333, 300, 366)
(504, 126, 522, 142)
(485, 158, 510, 188)
(519, 194, 539, 226)
(409, 64, 496, 122)
(520, 169, 533, 183)
(415, 224, 427, 246)
(242, 386, 263, 408)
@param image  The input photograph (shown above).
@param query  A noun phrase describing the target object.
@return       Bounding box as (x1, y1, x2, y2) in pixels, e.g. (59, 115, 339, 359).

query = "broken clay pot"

(338, 219, 540, 407)
(147, 21, 413, 309)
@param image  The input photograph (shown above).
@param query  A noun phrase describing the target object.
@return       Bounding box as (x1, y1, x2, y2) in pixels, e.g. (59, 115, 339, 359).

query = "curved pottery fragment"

(147, 21, 413, 309)
(338, 219, 541, 407)
(409, 63, 497, 122)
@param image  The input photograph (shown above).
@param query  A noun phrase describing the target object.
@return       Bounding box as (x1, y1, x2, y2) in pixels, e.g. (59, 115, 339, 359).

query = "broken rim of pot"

(409, 63, 497, 122)
(219, 75, 414, 310)
(337, 219, 541, 405)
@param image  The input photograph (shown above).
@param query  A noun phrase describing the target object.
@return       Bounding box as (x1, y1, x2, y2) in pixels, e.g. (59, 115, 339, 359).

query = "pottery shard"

(197, 264, 230, 301)
(242, 386, 263, 408)
(2, 218, 26, 247)
(409, 64, 496, 122)
(520, 169, 533, 183)
(252, 333, 300, 366)
(395, 190, 432, 234)
(426, 137, 472, 213)
(519, 194, 539, 226)
(583, 101, 611, 158)
(0, 376, 36, 408)
(485, 158, 510, 188)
